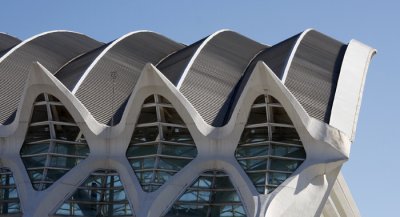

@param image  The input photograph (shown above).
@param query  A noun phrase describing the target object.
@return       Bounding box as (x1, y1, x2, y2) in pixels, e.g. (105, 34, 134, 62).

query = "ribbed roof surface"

(0, 29, 348, 126)
(0, 31, 102, 124)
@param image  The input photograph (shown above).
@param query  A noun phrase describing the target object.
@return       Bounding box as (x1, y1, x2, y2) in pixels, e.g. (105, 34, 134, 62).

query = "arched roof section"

(224, 33, 301, 124)
(0, 33, 21, 57)
(176, 30, 266, 126)
(0, 31, 102, 125)
(72, 31, 184, 125)
(283, 30, 347, 123)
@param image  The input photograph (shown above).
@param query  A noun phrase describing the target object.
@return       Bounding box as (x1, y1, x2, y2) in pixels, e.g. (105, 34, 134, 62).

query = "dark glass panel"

(238, 159, 267, 171)
(239, 127, 268, 144)
(158, 95, 171, 104)
(51, 105, 75, 123)
(24, 125, 51, 143)
(158, 158, 191, 171)
(143, 95, 155, 104)
(253, 95, 265, 104)
(47, 95, 60, 102)
(271, 126, 301, 145)
(20, 142, 50, 155)
(31, 105, 48, 123)
(54, 125, 80, 141)
(161, 144, 197, 158)
(130, 126, 159, 144)
(129, 157, 156, 170)
(271, 144, 306, 159)
(270, 106, 292, 125)
(163, 126, 194, 144)
(270, 159, 301, 172)
(162, 107, 184, 125)
(247, 107, 267, 125)
(127, 144, 158, 157)
(137, 107, 157, 124)
(235, 145, 268, 158)
(35, 93, 45, 102)
(268, 172, 290, 186)
(53, 143, 90, 156)
(22, 155, 47, 168)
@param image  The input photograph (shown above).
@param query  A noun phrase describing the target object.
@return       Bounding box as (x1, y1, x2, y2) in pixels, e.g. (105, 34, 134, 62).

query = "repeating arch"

(20, 93, 90, 191)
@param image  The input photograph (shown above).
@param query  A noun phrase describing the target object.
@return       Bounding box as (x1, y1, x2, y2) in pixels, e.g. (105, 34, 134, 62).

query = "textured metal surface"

(157, 39, 203, 85)
(284, 30, 347, 122)
(0, 31, 101, 125)
(0, 33, 21, 57)
(179, 31, 266, 126)
(55, 44, 109, 90)
(74, 32, 184, 125)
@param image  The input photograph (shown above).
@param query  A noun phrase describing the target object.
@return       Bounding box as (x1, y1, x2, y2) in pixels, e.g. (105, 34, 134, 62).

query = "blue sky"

(1, 1, 398, 216)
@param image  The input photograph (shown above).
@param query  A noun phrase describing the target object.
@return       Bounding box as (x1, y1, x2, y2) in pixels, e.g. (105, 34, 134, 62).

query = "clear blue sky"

(1, 1, 397, 216)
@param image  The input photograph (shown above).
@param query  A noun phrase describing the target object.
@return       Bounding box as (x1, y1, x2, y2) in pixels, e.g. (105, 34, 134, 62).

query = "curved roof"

(0, 29, 354, 126)
(283, 30, 347, 122)
(0, 31, 102, 124)
(66, 31, 184, 125)
(0, 33, 21, 57)
(161, 30, 266, 126)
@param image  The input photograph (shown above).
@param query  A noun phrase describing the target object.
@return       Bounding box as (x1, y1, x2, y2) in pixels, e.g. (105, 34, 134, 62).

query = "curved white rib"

(71, 30, 156, 94)
(281, 28, 314, 83)
(176, 29, 230, 89)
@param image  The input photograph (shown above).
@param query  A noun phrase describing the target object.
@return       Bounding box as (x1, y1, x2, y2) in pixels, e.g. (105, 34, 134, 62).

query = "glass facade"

(55, 170, 132, 217)
(0, 168, 21, 215)
(127, 95, 197, 192)
(165, 171, 246, 217)
(20, 93, 90, 191)
(235, 95, 306, 194)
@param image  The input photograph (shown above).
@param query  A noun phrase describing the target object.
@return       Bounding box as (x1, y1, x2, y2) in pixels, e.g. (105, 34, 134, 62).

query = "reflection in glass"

(127, 95, 197, 192)
(235, 95, 306, 194)
(20, 93, 90, 191)
(55, 170, 133, 217)
(0, 168, 21, 215)
(165, 171, 246, 217)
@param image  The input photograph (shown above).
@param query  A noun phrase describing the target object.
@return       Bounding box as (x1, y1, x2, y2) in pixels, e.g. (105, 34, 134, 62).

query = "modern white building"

(0, 29, 375, 217)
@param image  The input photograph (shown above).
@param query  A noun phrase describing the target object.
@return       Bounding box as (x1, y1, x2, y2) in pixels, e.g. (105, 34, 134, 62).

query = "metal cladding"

(0, 29, 375, 217)
(0, 29, 353, 127)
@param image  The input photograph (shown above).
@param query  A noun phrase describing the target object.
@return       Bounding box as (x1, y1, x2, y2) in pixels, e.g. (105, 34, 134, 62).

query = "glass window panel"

(137, 107, 157, 124)
(215, 176, 234, 189)
(238, 159, 267, 171)
(159, 158, 190, 170)
(47, 95, 60, 102)
(161, 107, 184, 125)
(161, 144, 197, 158)
(155, 171, 174, 183)
(192, 177, 213, 189)
(247, 107, 267, 125)
(49, 156, 79, 168)
(20, 142, 50, 155)
(27, 169, 44, 182)
(54, 125, 80, 141)
(235, 145, 268, 158)
(31, 105, 48, 123)
(53, 143, 90, 156)
(247, 173, 266, 186)
(239, 127, 269, 144)
(163, 126, 194, 144)
(269, 96, 280, 104)
(158, 95, 171, 104)
(130, 126, 159, 144)
(129, 157, 156, 170)
(46, 169, 67, 182)
(143, 95, 155, 104)
(127, 144, 158, 157)
(253, 95, 265, 104)
(268, 172, 290, 185)
(35, 93, 45, 102)
(271, 126, 301, 145)
(23, 155, 47, 167)
(271, 144, 306, 159)
(24, 125, 51, 143)
(270, 159, 301, 172)
(51, 105, 75, 123)
(270, 106, 292, 125)
(215, 191, 240, 203)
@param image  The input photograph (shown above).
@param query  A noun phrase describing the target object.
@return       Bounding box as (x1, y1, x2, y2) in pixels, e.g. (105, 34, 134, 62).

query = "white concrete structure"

(0, 29, 375, 217)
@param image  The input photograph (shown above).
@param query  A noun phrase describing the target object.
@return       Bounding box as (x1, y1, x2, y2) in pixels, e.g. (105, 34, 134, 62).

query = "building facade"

(0, 29, 375, 217)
